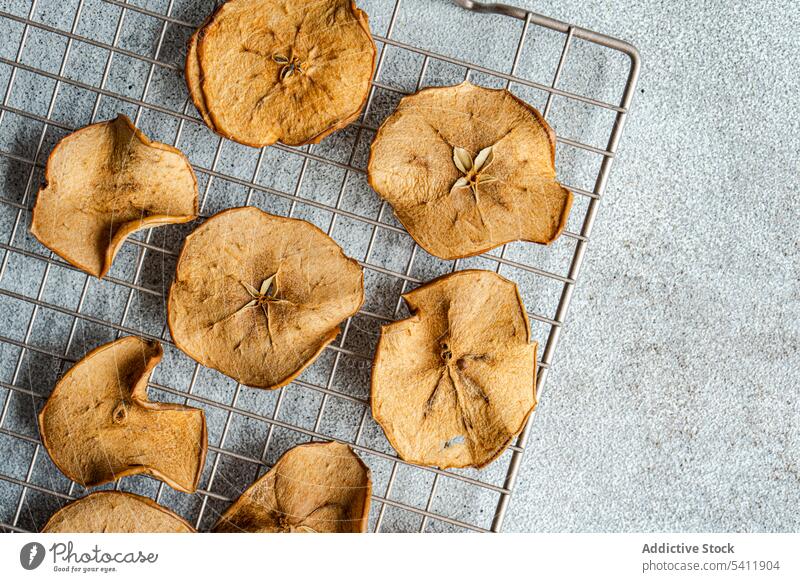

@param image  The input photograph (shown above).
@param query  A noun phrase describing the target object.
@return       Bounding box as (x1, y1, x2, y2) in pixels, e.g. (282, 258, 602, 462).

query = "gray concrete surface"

(0, 0, 797, 532)
(502, 0, 800, 532)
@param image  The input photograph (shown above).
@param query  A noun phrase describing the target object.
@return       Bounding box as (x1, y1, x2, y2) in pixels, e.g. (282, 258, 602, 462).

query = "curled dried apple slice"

(192, 0, 376, 147)
(38, 336, 207, 493)
(31, 115, 198, 278)
(213, 441, 371, 533)
(185, 20, 215, 129)
(372, 269, 537, 469)
(167, 207, 364, 389)
(42, 491, 195, 533)
(368, 82, 573, 259)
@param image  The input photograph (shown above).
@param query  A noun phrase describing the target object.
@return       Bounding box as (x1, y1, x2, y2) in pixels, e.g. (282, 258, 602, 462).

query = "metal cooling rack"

(0, 0, 640, 533)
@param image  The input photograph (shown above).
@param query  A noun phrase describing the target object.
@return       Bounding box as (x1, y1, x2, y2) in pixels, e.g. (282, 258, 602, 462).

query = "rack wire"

(0, 0, 639, 533)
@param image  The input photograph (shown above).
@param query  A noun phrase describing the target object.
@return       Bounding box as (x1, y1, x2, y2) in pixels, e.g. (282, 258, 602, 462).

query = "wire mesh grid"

(0, 0, 639, 533)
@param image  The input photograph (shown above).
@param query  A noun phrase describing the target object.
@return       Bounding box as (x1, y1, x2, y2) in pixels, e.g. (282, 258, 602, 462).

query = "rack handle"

(452, 0, 529, 20)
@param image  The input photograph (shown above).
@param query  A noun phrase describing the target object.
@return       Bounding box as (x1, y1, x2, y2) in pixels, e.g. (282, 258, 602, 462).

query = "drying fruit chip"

(167, 207, 364, 389)
(185, 19, 214, 129)
(31, 115, 198, 278)
(213, 441, 371, 532)
(372, 269, 537, 469)
(191, 0, 376, 147)
(368, 82, 573, 259)
(38, 336, 207, 493)
(42, 491, 195, 533)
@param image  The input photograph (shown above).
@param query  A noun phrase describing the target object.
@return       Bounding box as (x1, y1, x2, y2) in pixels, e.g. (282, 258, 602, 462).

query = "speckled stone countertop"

(501, 0, 800, 532)
(0, 0, 797, 533)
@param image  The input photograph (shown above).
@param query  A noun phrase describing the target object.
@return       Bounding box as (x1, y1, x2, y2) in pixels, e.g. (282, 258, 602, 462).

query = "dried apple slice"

(167, 207, 364, 389)
(368, 82, 573, 259)
(30, 115, 198, 278)
(213, 442, 371, 533)
(38, 336, 207, 493)
(372, 269, 537, 469)
(186, 21, 215, 129)
(193, 0, 376, 147)
(42, 491, 195, 533)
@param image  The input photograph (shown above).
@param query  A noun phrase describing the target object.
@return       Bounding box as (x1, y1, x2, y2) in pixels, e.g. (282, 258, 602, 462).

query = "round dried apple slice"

(31, 115, 198, 278)
(213, 441, 371, 533)
(186, 19, 215, 129)
(42, 491, 195, 533)
(38, 336, 207, 493)
(372, 269, 537, 469)
(368, 82, 573, 260)
(194, 0, 376, 147)
(167, 207, 364, 389)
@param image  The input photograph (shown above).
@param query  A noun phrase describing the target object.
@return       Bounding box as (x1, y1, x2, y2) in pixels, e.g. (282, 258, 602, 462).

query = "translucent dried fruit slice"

(42, 492, 195, 533)
(195, 0, 376, 147)
(213, 442, 371, 533)
(368, 82, 573, 259)
(167, 207, 364, 389)
(31, 115, 198, 278)
(372, 269, 537, 469)
(38, 336, 207, 493)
